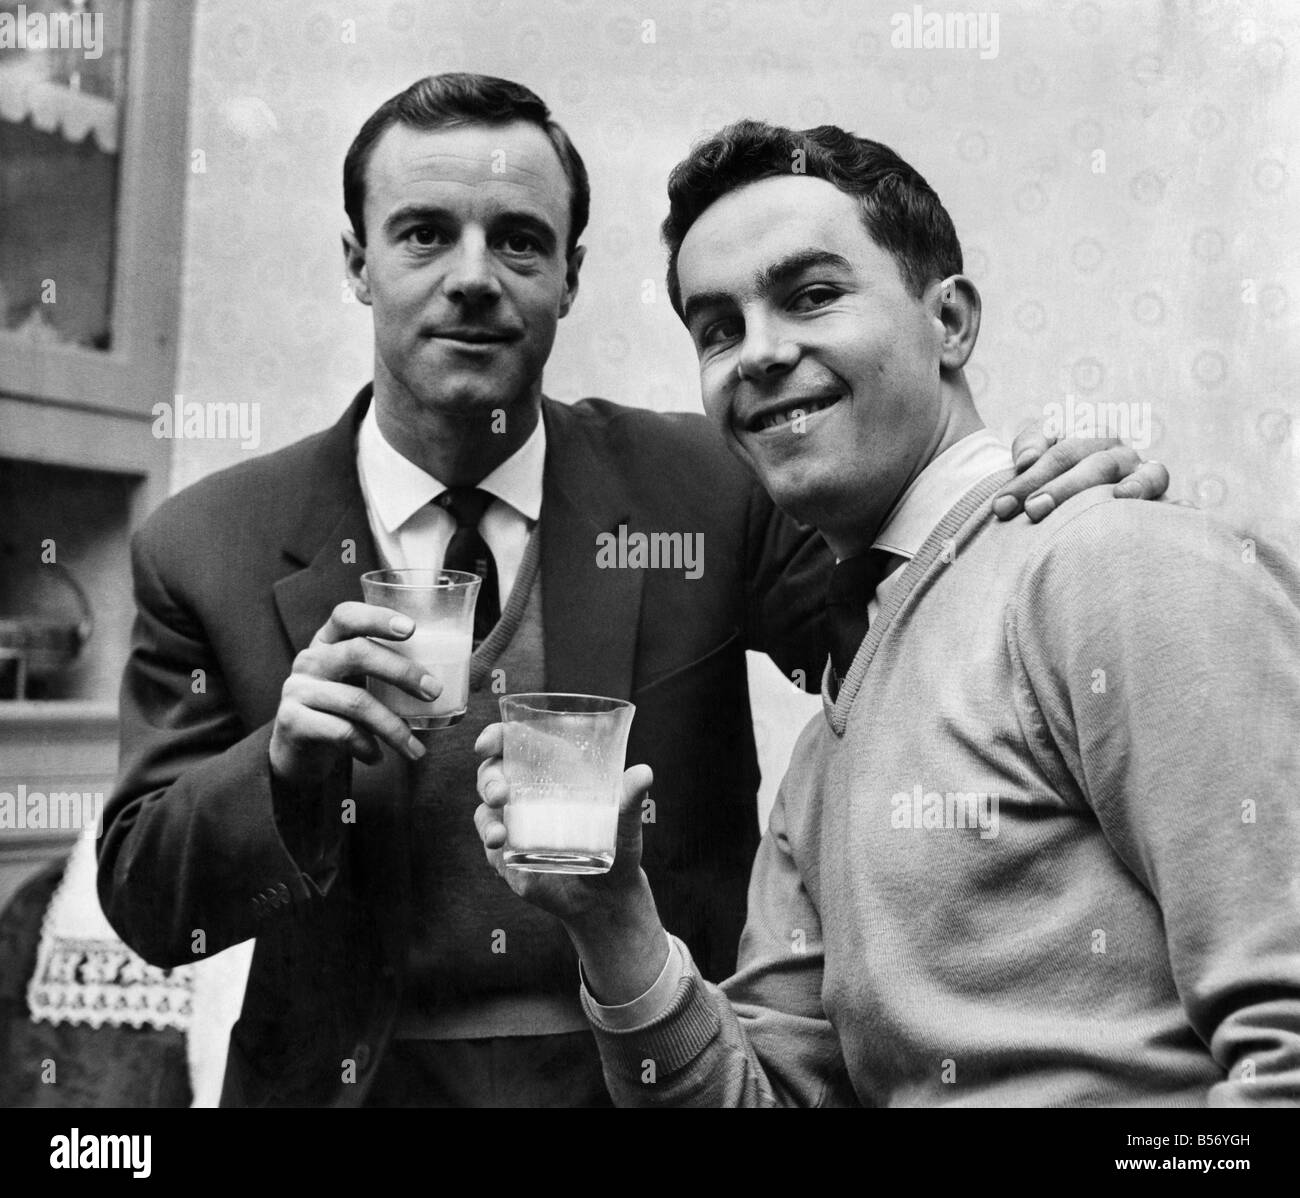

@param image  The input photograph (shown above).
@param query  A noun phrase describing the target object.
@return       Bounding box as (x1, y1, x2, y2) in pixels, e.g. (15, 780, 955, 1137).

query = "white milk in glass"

(502, 722, 622, 872)
(370, 624, 471, 727)
(503, 785, 619, 871)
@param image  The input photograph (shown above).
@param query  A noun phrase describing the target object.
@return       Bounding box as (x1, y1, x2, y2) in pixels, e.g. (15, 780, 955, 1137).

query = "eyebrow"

(380, 203, 560, 251)
(682, 249, 854, 329)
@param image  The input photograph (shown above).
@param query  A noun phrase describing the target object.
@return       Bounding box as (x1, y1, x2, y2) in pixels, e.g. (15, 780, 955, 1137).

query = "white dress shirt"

(355, 399, 545, 601)
(867, 427, 1011, 621)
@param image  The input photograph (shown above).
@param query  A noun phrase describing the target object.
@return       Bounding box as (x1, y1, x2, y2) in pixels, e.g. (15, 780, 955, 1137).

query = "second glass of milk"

(360, 568, 481, 730)
(499, 693, 636, 874)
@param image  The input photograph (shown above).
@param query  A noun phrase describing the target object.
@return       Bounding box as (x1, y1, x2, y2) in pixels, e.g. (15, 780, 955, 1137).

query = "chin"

(761, 477, 829, 530)
(417, 377, 513, 416)
(752, 456, 825, 511)
(773, 473, 866, 538)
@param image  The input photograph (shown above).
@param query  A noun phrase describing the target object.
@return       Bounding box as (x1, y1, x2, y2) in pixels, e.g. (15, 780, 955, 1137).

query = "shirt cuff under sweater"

(582, 932, 683, 1029)
(581, 936, 723, 1077)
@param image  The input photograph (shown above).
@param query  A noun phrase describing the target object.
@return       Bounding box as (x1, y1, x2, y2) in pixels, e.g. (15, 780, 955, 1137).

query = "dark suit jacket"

(97, 388, 831, 1106)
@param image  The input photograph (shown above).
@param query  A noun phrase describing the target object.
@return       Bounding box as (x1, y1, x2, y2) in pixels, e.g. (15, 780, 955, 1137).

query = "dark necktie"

(435, 487, 501, 646)
(825, 547, 897, 684)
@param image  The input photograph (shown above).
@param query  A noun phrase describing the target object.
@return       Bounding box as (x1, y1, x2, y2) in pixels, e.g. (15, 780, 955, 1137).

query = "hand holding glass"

(500, 693, 636, 874)
(360, 569, 480, 730)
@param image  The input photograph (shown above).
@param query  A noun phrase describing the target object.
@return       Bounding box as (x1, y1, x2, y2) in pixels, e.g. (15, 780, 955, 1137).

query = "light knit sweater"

(583, 473, 1300, 1106)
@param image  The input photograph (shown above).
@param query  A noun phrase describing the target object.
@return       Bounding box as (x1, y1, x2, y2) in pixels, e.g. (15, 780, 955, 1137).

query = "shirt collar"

(871, 427, 1009, 562)
(357, 398, 546, 535)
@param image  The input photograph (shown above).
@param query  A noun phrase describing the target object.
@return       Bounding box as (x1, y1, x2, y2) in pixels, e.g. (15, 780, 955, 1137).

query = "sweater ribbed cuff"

(582, 953, 723, 1080)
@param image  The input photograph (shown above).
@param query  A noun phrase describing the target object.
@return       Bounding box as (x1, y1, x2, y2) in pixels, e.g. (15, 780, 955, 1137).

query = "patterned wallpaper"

(174, 0, 1300, 818)
(176, 0, 1298, 524)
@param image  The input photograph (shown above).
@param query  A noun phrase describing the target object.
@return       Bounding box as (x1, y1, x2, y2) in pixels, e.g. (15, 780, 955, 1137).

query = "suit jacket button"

(353, 1042, 372, 1071)
(276, 882, 290, 902)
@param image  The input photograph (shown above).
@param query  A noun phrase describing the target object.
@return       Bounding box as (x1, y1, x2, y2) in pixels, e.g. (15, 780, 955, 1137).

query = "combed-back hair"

(344, 72, 589, 254)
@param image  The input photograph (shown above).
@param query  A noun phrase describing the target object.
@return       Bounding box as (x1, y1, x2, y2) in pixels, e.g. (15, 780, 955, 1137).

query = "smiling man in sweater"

(474, 120, 1300, 1106)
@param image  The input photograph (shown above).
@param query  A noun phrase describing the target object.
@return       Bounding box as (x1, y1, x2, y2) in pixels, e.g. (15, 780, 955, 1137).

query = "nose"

(443, 230, 502, 306)
(735, 313, 799, 383)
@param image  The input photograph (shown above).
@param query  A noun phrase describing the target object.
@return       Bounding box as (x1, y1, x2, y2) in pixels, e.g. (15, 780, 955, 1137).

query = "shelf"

(0, 73, 120, 152)
(0, 699, 118, 728)
(0, 699, 119, 885)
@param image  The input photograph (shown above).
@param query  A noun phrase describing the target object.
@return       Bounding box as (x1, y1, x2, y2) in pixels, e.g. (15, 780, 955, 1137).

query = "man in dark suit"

(97, 73, 1167, 1107)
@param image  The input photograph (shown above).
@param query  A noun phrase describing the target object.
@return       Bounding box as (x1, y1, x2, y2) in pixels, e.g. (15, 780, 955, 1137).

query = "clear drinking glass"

(360, 569, 481, 730)
(499, 693, 636, 874)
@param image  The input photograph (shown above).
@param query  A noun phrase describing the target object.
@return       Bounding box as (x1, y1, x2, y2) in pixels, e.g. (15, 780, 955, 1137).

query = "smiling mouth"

(748, 394, 842, 433)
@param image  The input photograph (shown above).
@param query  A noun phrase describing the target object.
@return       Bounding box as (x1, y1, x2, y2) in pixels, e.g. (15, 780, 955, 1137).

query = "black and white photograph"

(0, 0, 1296, 1175)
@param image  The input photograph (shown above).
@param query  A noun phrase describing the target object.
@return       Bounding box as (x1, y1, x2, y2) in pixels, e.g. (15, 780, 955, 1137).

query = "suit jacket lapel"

(272, 386, 382, 653)
(539, 397, 644, 700)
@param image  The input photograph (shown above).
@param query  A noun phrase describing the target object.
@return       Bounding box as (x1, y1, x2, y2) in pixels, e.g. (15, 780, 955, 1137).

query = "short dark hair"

(662, 119, 962, 317)
(343, 72, 590, 255)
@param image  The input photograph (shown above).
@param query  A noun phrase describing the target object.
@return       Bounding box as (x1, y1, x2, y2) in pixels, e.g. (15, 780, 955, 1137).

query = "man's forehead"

(368, 120, 568, 199)
(678, 176, 867, 296)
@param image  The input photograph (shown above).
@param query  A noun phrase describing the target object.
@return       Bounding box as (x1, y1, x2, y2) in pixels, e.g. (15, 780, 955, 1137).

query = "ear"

(342, 228, 372, 306)
(558, 244, 586, 318)
(928, 274, 980, 372)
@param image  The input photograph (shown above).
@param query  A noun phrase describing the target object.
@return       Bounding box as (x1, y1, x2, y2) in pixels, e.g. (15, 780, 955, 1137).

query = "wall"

(172, 0, 1300, 819)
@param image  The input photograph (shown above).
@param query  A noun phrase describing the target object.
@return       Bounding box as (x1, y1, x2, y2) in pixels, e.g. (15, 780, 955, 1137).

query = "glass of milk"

(360, 569, 481, 730)
(499, 693, 636, 874)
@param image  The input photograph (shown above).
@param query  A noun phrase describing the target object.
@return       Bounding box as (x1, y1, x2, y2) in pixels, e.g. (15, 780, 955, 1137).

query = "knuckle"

(274, 698, 298, 730)
(344, 688, 371, 720)
(386, 721, 411, 748)
(336, 640, 372, 676)
(1085, 452, 1114, 480)
(349, 731, 373, 756)
(1106, 446, 1134, 474)
(333, 635, 359, 661)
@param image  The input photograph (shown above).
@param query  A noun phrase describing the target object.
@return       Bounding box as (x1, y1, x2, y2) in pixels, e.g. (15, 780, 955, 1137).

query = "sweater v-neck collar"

(823, 469, 1015, 737)
(469, 524, 541, 687)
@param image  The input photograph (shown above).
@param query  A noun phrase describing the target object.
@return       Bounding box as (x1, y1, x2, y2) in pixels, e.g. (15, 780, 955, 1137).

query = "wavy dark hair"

(662, 119, 962, 316)
(344, 72, 590, 255)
